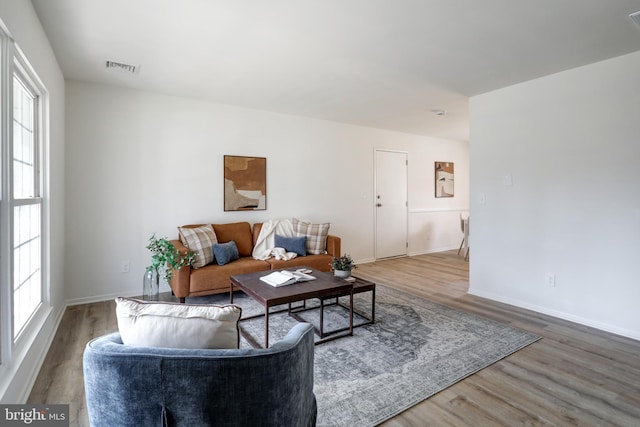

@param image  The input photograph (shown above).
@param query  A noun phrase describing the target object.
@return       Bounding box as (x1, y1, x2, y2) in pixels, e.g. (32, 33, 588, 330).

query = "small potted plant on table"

(331, 254, 357, 279)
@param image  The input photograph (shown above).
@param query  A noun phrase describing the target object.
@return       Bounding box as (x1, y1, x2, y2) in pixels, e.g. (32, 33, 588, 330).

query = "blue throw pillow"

(213, 241, 239, 265)
(274, 234, 307, 257)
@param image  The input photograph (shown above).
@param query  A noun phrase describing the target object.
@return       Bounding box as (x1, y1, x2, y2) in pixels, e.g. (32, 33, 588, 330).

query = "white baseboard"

(468, 288, 640, 341)
(357, 247, 460, 263)
(66, 289, 140, 306)
(409, 245, 459, 256)
(67, 283, 173, 306)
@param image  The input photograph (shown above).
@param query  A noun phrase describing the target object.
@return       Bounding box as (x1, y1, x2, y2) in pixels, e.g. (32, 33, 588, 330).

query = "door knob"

(376, 203, 382, 207)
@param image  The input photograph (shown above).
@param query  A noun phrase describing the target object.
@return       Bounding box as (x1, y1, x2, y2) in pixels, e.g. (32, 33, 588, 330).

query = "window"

(12, 74, 43, 339)
(0, 28, 49, 369)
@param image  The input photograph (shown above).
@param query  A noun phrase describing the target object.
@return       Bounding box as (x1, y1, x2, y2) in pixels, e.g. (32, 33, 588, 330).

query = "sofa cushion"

(275, 234, 307, 257)
(178, 225, 217, 268)
(267, 254, 333, 272)
(292, 218, 330, 255)
(190, 257, 270, 294)
(212, 222, 253, 257)
(115, 297, 241, 349)
(213, 241, 240, 265)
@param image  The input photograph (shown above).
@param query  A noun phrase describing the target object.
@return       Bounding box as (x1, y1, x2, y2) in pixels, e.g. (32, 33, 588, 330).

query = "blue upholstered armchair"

(83, 323, 316, 427)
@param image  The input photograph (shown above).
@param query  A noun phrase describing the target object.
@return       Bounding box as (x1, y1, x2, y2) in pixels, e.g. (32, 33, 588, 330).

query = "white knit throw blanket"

(252, 218, 297, 260)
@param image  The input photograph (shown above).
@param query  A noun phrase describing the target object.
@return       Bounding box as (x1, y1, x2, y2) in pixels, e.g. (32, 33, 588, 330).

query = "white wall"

(469, 51, 640, 340)
(0, 0, 65, 403)
(65, 81, 468, 303)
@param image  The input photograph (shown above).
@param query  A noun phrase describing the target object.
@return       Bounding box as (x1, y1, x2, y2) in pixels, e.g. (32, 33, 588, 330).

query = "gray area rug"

(187, 284, 540, 427)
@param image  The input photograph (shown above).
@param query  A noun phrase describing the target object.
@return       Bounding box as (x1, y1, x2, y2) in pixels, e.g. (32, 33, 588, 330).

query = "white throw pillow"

(115, 297, 241, 349)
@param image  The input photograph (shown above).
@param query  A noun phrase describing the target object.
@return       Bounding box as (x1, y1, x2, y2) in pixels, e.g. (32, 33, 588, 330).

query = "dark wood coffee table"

(230, 268, 354, 348)
(314, 276, 375, 336)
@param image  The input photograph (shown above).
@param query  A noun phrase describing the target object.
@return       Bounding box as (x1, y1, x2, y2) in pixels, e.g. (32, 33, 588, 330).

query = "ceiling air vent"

(629, 11, 640, 30)
(105, 60, 139, 74)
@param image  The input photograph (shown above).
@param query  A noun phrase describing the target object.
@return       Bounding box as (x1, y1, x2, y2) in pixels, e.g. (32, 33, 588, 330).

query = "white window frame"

(12, 63, 45, 341)
(0, 27, 50, 373)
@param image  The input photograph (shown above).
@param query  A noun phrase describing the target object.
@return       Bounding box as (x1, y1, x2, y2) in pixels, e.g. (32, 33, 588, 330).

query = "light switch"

(479, 193, 486, 205)
(503, 174, 513, 186)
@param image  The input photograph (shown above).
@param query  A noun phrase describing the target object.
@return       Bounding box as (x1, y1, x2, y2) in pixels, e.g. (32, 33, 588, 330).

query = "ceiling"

(31, 0, 640, 142)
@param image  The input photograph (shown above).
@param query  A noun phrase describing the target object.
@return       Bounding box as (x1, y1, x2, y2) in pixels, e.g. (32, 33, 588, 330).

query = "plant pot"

(334, 269, 351, 279)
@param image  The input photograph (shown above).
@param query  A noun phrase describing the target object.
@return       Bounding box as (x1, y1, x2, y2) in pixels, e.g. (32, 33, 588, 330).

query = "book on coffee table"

(260, 270, 316, 287)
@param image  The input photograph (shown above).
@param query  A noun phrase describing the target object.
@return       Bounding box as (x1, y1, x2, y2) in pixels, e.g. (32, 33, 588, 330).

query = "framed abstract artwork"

(435, 161, 454, 198)
(224, 155, 267, 211)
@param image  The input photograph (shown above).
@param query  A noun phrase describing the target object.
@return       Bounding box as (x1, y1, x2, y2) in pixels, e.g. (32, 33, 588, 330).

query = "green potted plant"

(144, 234, 197, 300)
(331, 253, 357, 279)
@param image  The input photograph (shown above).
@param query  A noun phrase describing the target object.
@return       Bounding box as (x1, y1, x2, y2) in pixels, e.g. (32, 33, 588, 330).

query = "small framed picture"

(435, 162, 454, 198)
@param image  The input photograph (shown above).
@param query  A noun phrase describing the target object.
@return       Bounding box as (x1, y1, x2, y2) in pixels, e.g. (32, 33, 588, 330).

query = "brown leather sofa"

(169, 222, 341, 302)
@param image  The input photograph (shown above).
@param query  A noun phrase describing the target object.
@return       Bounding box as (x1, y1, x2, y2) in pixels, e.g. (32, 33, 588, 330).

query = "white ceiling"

(31, 0, 640, 141)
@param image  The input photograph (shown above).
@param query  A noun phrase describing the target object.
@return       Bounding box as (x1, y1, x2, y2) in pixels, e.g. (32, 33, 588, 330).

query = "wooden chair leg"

(457, 238, 464, 255)
(464, 248, 469, 261)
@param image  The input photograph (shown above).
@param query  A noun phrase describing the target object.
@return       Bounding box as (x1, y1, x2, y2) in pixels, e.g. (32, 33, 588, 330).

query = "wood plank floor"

(28, 250, 640, 426)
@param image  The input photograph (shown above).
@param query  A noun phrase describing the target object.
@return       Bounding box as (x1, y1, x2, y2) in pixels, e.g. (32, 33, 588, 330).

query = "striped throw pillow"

(178, 225, 218, 268)
(292, 218, 330, 255)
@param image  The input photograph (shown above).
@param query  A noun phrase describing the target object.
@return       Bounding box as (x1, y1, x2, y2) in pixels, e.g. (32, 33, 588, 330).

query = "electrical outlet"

(545, 273, 556, 287)
(121, 261, 131, 273)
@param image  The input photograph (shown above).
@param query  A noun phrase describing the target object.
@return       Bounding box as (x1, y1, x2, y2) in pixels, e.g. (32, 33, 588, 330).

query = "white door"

(375, 150, 408, 259)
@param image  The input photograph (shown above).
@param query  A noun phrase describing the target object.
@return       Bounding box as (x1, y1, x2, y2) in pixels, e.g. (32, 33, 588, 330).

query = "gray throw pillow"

(274, 234, 307, 257)
(213, 241, 239, 265)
